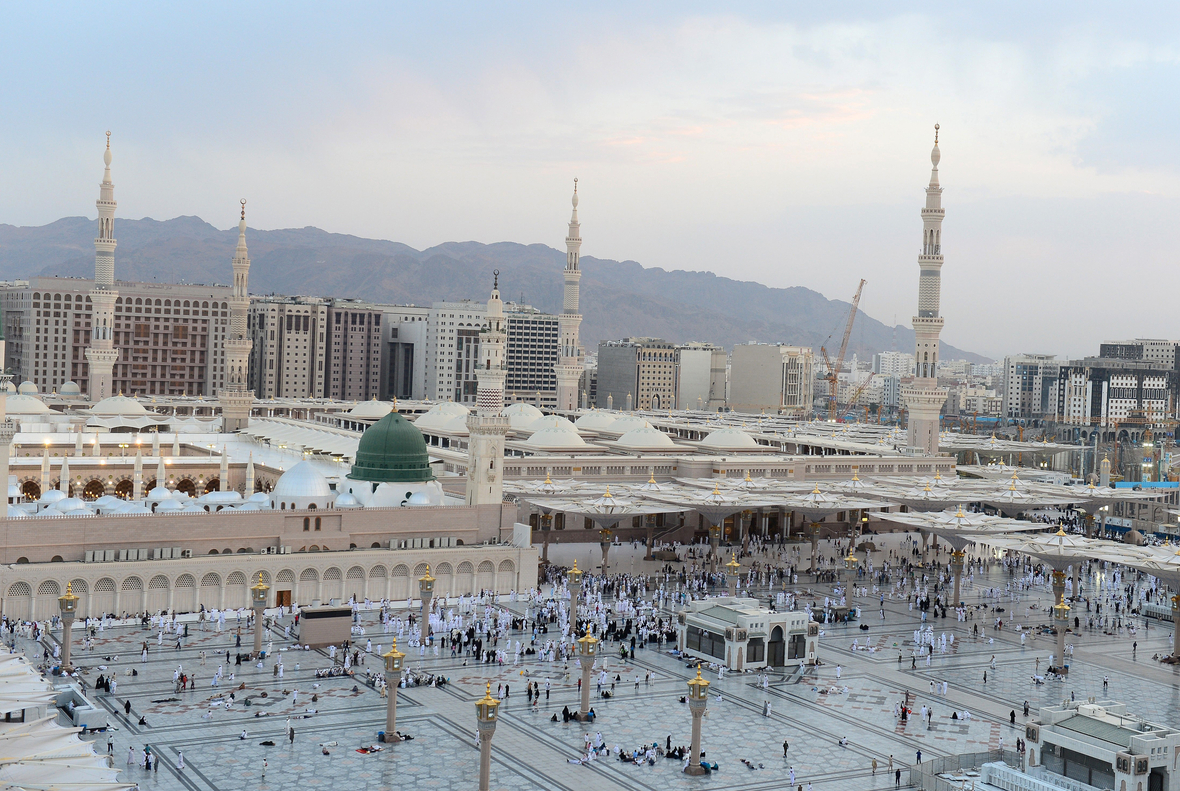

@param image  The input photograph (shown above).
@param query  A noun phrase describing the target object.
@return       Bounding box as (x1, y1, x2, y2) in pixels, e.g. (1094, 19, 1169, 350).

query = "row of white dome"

(412, 402, 759, 451)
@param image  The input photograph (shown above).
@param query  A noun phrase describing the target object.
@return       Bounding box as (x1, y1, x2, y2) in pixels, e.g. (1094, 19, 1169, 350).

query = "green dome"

(348, 412, 435, 483)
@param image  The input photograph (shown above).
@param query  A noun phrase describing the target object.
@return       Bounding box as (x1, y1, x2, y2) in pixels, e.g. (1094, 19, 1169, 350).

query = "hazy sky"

(2, 3, 1179, 360)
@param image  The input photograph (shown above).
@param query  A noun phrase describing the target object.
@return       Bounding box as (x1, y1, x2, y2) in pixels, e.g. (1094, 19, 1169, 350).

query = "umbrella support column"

(1051, 570, 1069, 674)
(708, 525, 721, 575)
(950, 551, 965, 608)
(1173, 594, 1180, 661)
(921, 531, 929, 565)
(809, 524, 820, 575)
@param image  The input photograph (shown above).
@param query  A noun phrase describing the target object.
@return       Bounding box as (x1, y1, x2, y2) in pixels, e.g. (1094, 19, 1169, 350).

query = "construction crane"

(819, 279, 866, 421)
(844, 373, 875, 416)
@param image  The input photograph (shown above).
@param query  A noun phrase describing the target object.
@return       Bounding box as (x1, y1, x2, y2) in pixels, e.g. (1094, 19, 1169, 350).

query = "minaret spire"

(219, 199, 256, 431)
(554, 178, 585, 411)
(901, 124, 949, 455)
(85, 132, 120, 401)
(465, 271, 510, 506)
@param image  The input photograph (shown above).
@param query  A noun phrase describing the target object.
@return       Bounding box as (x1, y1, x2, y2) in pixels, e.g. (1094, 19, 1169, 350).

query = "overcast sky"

(2, 3, 1178, 360)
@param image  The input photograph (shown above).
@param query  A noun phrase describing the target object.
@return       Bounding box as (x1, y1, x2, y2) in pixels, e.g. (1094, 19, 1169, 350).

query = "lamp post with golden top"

(57, 582, 79, 670)
(418, 565, 435, 646)
(575, 625, 598, 721)
(684, 666, 710, 775)
(567, 560, 583, 624)
(250, 572, 269, 656)
(475, 682, 500, 791)
(726, 553, 741, 597)
(381, 638, 406, 742)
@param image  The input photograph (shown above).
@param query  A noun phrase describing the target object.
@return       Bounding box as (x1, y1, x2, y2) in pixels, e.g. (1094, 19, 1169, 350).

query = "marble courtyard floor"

(31, 536, 1178, 791)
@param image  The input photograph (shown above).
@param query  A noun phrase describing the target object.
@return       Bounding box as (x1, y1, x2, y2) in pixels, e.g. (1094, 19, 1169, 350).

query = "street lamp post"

(843, 550, 858, 598)
(575, 626, 598, 721)
(418, 565, 435, 646)
(567, 560, 583, 626)
(683, 666, 710, 776)
(726, 553, 740, 597)
(57, 582, 78, 670)
(1050, 569, 1069, 673)
(381, 638, 406, 742)
(599, 528, 612, 575)
(949, 550, 965, 607)
(475, 682, 500, 791)
(708, 523, 722, 575)
(250, 573, 269, 657)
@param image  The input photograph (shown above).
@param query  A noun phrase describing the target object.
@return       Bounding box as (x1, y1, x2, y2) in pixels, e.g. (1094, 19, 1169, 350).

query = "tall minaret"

(85, 132, 120, 402)
(466, 271, 510, 506)
(901, 124, 949, 454)
(554, 179, 584, 411)
(219, 200, 255, 431)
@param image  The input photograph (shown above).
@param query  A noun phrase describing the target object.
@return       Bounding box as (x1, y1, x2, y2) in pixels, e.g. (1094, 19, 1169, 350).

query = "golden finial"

(812, 483, 821, 494)
(648, 472, 657, 484)
(712, 484, 721, 496)
(572, 560, 578, 571)
(66, 581, 72, 594)
(105, 131, 111, 148)
(603, 485, 612, 498)
(1055, 527, 1067, 537)
(544, 472, 552, 484)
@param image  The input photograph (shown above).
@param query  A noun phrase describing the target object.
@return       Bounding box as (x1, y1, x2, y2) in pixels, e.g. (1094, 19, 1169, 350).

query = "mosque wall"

(0, 503, 515, 564)
(0, 544, 538, 621)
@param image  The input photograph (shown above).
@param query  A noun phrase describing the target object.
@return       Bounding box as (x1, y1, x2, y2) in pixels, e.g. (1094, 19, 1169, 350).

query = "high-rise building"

(596, 338, 678, 411)
(872, 351, 915, 379)
(901, 125, 949, 453)
(1001, 353, 1060, 420)
(1098, 339, 1180, 368)
(325, 300, 385, 401)
(425, 301, 486, 404)
(382, 308, 428, 401)
(504, 303, 559, 407)
(218, 200, 255, 431)
(465, 275, 509, 506)
(676, 342, 726, 411)
(0, 278, 231, 398)
(554, 180, 584, 411)
(728, 343, 814, 415)
(247, 297, 329, 399)
(1055, 357, 1177, 426)
(85, 133, 120, 401)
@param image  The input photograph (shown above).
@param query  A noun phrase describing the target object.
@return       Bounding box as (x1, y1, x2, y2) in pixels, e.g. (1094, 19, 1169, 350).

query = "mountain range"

(0, 215, 988, 363)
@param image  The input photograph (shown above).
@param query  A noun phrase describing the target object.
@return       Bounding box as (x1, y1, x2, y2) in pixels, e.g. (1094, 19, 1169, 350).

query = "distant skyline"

(3, 4, 1180, 360)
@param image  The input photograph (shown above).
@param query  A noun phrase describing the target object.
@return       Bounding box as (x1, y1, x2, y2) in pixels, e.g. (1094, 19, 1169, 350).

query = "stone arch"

(174, 573, 197, 613)
(455, 561, 474, 596)
(5, 582, 31, 620)
(20, 481, 40, 500)
(34, 580, 59, 619)
(225, 571, 248, 609)
(175, 478, 197, 497)
(390, 565, 410, 601)
(82, 479, 105, 500)
(147, 574, 169, 613)
(36, 580, 60, 596)
(200, 572, 221, 607)
(476, 560, 495, 592)
(322, 567, 343, 601)
(344, 566, 365, 601)
(298, 567, 319, 603)
(434, 562, 453, 598)
(496, 559, 515, 592)
(114, 479, 134, 499)
(92, 577, 116, 615)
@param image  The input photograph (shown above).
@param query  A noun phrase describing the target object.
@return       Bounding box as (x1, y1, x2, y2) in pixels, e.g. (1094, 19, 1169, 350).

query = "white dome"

(0, 381, 14, 394)
(608, 415, 648, 433)
(198, 490, 244, 504)
(118, 502, 153, 515)
(59, 381, 82, 397)
(525, 425, 587, 449)
(348, 399, 393, 419)
(182, 502, 207, 513)
(39, 489, 67, 504)
(504, 403, 544, 430)
(616, 423, 675, 449)
(414, 402, 471, 430)
(91, 394, 149, 417)
(700, 427, 760, 450)
(407, 491, 432, 506)
(439, 413, 469, 435)
(53, 497, 92, 514)
(334, 492, 362, 509)
(146, 486, 173, 502)
(272, 461, 332, 498)
(574, 411, 618, 431)
(155, 498, 185, 512)
(17, 381, 37, 395)
(247, 491, 272, 504)
(527, 415, 576, 433)
(94, 495, 121, 509)
(6, 394, 50, 415)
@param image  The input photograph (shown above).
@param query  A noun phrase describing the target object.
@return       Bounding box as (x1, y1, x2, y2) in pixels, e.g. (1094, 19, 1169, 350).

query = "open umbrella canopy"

(777, 483, 886, 522)
(877, 508, 1046, 552)
(986, 529, 1150, 571)
(523, 487, 677, 529)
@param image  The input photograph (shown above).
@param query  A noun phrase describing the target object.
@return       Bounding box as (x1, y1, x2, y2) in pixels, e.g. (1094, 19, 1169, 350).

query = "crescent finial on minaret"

(493, 268, 499, 290)
(240, 198, 247, 219)
(934, 123, 939, 144)
(106, 131, 111, 148)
